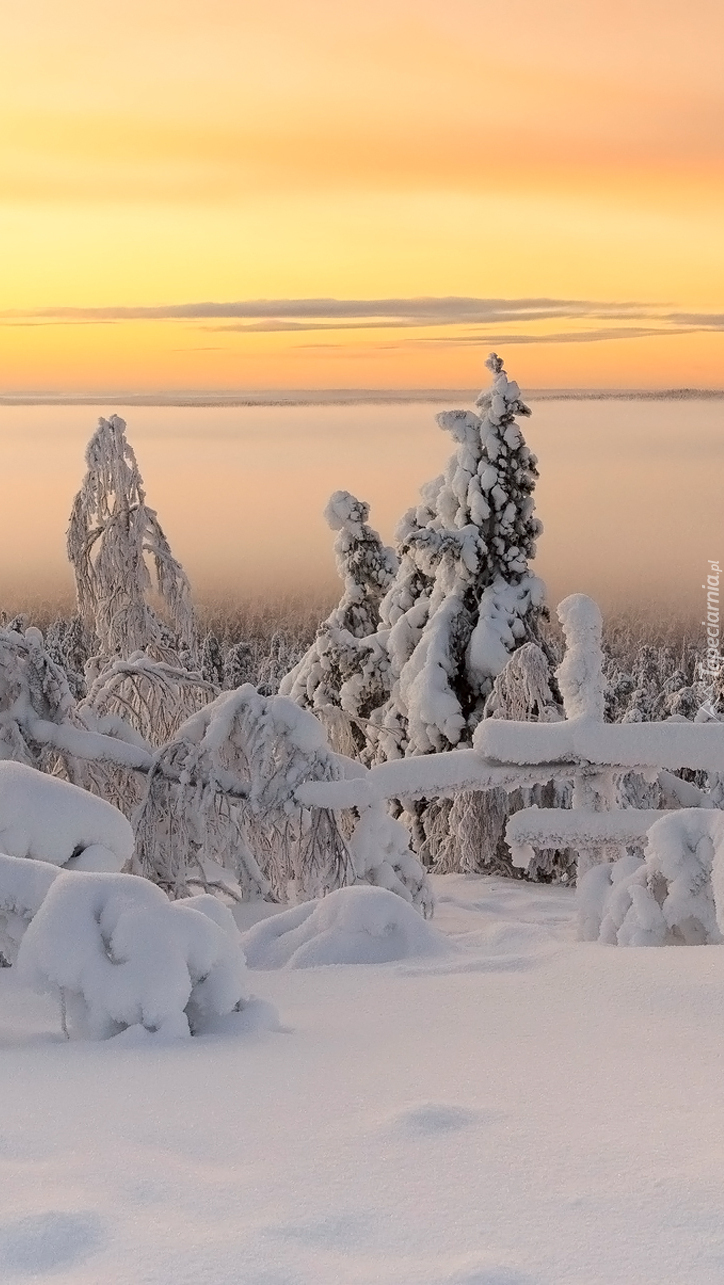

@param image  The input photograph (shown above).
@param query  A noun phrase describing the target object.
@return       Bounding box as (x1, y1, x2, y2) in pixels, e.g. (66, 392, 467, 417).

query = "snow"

(241, 885, 450, 968)
(4, 873, 724, 1282)
(0, 761, 133, 870)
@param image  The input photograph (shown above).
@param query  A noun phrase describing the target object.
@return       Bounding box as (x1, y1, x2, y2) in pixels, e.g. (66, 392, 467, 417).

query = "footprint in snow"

(439, 1262, 540, 1285)
(0, 1210, 105, 1277)
(388, 1102, 499, 1137)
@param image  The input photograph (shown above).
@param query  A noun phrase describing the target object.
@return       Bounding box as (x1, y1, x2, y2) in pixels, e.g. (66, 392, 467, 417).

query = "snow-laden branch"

(295, 749, 582, 809)
(506, 806, 670, 870)
(27, 716, 155, 771)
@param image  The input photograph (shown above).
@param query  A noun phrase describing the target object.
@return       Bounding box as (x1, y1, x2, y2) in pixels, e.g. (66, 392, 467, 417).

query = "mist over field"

(1, 394, 717, 628)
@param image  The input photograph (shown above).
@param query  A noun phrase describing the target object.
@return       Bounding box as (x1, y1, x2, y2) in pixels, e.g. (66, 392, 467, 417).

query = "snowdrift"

(241, 885, 452, 969)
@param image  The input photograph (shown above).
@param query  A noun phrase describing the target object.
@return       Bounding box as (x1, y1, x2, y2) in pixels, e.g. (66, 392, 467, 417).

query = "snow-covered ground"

(2, 874, 724, 1284)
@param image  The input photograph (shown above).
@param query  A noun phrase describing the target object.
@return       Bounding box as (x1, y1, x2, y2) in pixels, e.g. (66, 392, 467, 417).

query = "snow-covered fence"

(298, 594, 724, 893)
(476, 595, 724, 877)
(505, 808, 670, 872)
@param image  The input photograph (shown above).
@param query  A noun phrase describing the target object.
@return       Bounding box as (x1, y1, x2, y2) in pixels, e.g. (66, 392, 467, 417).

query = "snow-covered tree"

(222, 641, 255, 690)
(200, 631, 225, 688)
(434, 641, 572, 879)
(0, 624, 77, 770)
(281, 490, 398, 754)
(80, 654, 218, 749)
(67, 414, 196, 661)
(133, 685, 354, 903)
(368, 353, 546, 763)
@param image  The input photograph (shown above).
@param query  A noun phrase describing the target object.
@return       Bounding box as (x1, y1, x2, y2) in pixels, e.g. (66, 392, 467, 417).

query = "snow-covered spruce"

(280, 491, 397, 755)
(67, 414, 196, 661)
(369, 353, 545, 763)
(16, 871, 249, 1039)
(0, 761, 133, 872)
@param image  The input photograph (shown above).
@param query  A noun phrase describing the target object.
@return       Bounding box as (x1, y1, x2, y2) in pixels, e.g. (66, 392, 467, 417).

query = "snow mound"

(0, 761, 133, 871)
(242, 886, 451, 969)
(16, 871, 249, 1039)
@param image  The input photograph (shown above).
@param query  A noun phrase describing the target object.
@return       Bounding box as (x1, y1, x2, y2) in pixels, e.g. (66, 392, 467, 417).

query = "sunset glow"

(2, 0, 723, 390)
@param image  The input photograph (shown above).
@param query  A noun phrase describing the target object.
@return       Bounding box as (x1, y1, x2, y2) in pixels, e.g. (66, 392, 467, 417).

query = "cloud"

(1, 298, 723, 347)
(0, 296, 652, 324)
(394, 326, 701, 347)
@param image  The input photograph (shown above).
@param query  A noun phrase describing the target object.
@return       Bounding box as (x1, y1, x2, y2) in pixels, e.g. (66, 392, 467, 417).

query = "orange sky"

(1, 0, 723, 391)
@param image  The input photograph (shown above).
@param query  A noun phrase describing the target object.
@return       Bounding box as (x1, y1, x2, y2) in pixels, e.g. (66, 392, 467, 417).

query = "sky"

(1, 0, 724, 392)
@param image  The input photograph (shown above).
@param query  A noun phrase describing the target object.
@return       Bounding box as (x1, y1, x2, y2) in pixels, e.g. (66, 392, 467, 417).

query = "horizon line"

(0, 386, 723, 409)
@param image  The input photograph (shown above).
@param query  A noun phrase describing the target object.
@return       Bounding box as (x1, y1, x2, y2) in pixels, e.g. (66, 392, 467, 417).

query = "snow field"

(3, 875, 724, 1283)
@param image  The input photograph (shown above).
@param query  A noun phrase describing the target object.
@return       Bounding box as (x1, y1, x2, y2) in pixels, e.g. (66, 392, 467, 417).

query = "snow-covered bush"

(0, 625, 76, 768)
(0, 760, 133, 871)
(16, 870, 248, 1039)
(0, 853, 59, 965)
(0, 619, 158, 828)
(348, 802, 433, 916)
(67, 414, 196, 661)
(241, 885, 449, 969)
(578, 809, 724, 946)
(44, 614, 93, 699)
